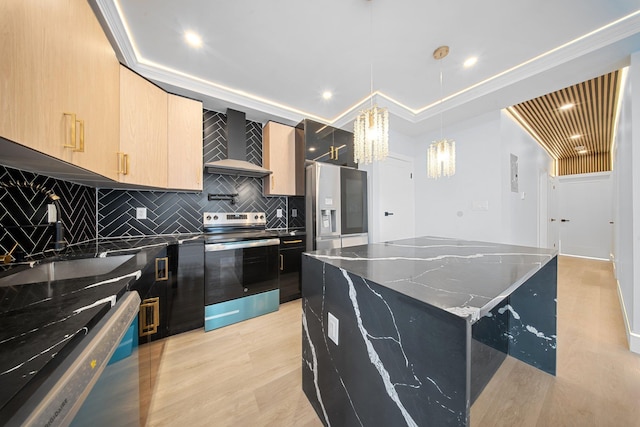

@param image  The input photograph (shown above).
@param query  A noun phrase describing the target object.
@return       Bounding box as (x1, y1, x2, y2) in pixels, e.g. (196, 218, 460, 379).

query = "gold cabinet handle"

(117, 152, 124, 174)
(271, 175, 275, 190)
(75, 119, 85, 152)
(123, 153, 129, 175)
(155, 257, 168, 281)
(139, 297, 159, 336)
(280, 254, 284, 271)
(282, 239, 303, 244)
(329, 145, 339, 160)
(124, 154, 129, 175)
(63, 112, 76, 149)
(117, 152, 130, 176)
(63, 113, 85, 152)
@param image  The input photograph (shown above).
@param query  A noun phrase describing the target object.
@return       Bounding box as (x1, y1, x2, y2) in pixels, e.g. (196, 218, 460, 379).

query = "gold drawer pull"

(155, 257, 168, 281)
(139, 297, 159, 336)
(280, 254, 284, 271)
(282, 239, 303, 244)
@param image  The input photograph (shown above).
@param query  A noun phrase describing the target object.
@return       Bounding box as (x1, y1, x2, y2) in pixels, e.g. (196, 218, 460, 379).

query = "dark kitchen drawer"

(279, 236, 304, 303)
(167, 241, 204, 336)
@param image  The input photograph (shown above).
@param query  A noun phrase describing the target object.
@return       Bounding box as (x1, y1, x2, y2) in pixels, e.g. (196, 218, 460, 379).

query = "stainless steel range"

(202, 212, 280, 331)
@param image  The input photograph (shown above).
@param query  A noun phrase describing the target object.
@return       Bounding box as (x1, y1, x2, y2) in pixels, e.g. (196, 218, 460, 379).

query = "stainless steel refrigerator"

(305, 162, 368, 251)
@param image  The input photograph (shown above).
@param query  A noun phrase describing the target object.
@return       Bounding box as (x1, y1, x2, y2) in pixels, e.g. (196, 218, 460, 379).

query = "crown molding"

(95, 3, 640, 127)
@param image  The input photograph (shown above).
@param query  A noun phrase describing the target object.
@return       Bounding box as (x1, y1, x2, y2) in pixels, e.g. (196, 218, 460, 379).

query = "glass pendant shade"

(354, 104, 389, 165)
(427, 139, 456, 179)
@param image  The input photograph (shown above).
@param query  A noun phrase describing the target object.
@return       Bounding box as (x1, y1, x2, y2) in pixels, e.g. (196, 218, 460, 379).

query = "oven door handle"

(205, 238, 281, 252)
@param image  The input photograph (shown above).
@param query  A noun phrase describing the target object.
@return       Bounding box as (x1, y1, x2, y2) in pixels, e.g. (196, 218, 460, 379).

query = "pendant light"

(427, 46, 456, 179)
(353, 0, 389, 165)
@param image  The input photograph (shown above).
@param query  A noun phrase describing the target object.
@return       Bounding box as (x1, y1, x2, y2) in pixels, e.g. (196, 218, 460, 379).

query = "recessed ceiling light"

(570, 134, 581, 139)
(574, 145, 588, 155)
(184, 31, 202, 48)
(308, 147, 316, 152)
(322, 91, 333, 100)
(559, 103, 575, 111)
(463, 56, 478, 68)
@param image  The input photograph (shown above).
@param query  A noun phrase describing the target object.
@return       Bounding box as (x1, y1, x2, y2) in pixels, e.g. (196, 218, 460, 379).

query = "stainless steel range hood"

(204, 109, 272, 178)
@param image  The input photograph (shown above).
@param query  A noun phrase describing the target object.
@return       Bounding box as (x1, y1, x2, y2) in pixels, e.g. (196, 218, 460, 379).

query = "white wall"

(612, 56, 640, 353)
(414, 111, 504, 241)
(413, 110, 551, 246)
(500, 110, 553, 247)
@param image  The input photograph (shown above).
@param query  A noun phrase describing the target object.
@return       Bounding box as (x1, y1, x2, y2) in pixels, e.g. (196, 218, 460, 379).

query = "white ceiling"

(93, 0, 640, 135)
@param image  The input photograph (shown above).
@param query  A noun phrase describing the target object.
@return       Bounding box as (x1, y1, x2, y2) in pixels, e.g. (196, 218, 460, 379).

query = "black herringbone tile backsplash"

(1, 110, 300, 254)
(98, 110, 290, 237)
(0, 166, 96, 257)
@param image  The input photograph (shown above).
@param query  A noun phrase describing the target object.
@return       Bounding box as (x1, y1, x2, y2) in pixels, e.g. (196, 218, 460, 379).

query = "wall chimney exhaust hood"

(204, 109, 272, 178)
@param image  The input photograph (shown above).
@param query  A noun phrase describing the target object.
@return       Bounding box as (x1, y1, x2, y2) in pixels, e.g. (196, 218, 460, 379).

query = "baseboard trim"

(559, 252, 610, 261)
(615, 277, 640, 354)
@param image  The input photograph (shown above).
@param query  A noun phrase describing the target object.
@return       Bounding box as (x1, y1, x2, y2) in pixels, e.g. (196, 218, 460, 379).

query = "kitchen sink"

(0, 254, 135, 287)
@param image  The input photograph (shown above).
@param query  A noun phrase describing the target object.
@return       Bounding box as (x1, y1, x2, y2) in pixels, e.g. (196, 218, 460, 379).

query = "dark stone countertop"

(0, 234, 202, 415)
(304, 235, 557, 323)
(270, 228, 306, 238)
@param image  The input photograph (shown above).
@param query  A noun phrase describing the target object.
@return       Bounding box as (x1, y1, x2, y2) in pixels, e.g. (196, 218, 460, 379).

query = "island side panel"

(301, 254, 472, 427)
(506, 256, 558, 375)
(470, 298, 510, 404)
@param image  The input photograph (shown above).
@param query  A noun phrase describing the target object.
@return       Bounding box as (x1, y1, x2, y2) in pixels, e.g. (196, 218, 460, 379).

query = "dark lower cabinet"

(137, 248, 171, 344)
(167, 241, 204, 335)
(279, 236, 304, 303)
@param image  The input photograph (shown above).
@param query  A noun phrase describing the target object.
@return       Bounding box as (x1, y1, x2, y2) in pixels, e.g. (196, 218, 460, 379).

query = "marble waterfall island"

(301, 236, 557, 427)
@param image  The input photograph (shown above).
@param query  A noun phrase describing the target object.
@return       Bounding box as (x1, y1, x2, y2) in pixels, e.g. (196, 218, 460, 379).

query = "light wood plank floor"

(143, 257, 640, 426)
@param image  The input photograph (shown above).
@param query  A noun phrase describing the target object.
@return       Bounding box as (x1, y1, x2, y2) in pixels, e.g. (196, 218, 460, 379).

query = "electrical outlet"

(328, 312, 339, 345)
(47, 204, 57, 223)
(292, 209, 298, 218)
(136, 207, 147, 220)
(277, 209, 283, 218)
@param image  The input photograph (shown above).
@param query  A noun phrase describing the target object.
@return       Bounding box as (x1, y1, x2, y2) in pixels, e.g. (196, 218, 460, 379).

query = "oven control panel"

(203, 212, 266, 227)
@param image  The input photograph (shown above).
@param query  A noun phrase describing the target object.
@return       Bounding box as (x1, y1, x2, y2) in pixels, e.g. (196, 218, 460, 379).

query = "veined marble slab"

(306, 236, 556, 324)
(302, 236, 557, 427)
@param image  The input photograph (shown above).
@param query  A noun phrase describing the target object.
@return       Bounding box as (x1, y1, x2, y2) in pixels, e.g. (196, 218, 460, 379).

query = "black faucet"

(0, 180, 66, 252)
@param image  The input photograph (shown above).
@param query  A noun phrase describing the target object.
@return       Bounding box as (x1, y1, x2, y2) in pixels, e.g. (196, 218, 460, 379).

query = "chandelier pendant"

(427, 138, 456, 179)
(354, 104, 389, 165)
(427, 45, 456, 179)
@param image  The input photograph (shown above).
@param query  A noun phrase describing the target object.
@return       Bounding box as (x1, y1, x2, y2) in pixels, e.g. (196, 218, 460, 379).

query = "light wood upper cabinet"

(167, 94, 203, 191)
(263, 122, 303, 196)
(119, 66, 168, 187)
(0, 0, 120, 180)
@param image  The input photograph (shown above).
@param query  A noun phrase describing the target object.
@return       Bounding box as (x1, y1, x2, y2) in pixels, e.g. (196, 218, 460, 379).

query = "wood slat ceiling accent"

(510, 70, 621, 175)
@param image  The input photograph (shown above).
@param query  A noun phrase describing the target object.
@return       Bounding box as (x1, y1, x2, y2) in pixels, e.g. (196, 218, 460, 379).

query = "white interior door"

(375, 156, 415, 243)
(558, 172, 612, 259)
(547, 175, 559, 251)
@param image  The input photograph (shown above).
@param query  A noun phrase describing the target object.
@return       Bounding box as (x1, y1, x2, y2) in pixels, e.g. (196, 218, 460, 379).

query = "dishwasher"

(6, 291, 141, 426)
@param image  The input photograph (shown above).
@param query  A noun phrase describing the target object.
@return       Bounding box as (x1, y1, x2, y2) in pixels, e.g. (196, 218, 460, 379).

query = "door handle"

(384, 211, 394, 217)
(550, 218, 556, 222)
(561, 219, 570, 222)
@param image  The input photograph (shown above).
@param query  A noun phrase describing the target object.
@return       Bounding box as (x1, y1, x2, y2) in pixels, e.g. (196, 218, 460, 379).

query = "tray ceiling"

(91, 1, 640, 133)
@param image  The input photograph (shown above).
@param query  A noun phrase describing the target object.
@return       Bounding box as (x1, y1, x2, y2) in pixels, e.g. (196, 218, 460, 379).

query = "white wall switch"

(292, 208, 298, 218)
(136, 207, 147, 220)
(472, 200, 489, 211)
(277, 209, 283, 218)
(327, 312, 339, 345)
